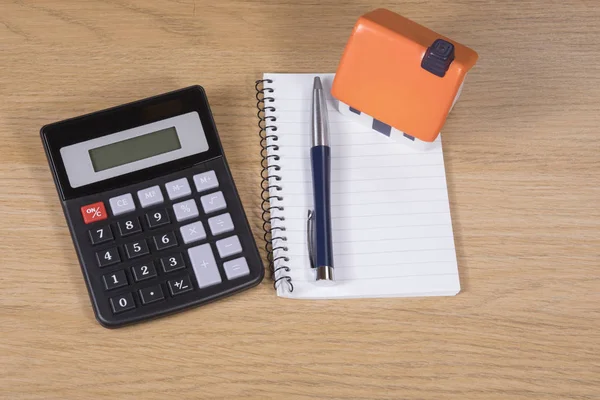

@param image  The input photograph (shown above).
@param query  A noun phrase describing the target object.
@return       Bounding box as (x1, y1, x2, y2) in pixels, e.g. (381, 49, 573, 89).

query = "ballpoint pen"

(307, 77, 334, 282)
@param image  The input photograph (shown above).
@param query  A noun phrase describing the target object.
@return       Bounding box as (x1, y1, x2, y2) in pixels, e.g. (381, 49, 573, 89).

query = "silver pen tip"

(315, 266, 335, 285)
(313, 76, 323, 90)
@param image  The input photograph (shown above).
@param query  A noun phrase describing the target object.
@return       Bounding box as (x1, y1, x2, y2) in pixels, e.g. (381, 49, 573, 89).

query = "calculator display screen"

(60, 111, 209, 189)
(89, 127, 182, 172)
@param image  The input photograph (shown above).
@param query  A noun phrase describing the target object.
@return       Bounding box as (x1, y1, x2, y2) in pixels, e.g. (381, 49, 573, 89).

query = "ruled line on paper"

(289, 273, 458, 283)
(279, 223, 453, 230)
(283, 247, 457, 257)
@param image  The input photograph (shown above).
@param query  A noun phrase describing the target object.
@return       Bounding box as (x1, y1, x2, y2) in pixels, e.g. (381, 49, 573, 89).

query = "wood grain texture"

(1, 1, 599, 399)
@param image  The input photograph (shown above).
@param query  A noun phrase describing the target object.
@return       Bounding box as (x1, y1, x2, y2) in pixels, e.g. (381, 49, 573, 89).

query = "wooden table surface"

(1, 1, 599, 399)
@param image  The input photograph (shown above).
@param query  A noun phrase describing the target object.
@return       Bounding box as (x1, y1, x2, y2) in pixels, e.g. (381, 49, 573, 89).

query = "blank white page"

(264, 73, 460, 299)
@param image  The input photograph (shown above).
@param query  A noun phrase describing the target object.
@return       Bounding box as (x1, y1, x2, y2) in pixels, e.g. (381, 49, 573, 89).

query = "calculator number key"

(96, 247, 121, 268)
(109, 293, 136, 314)
(88, 225, 113, 245)
(168, 276, 193, 296)
(81, 201, 108, 224)
(146, 209, 170, 229)
(153, 231, 178, 251)
(103, 270, 128, 290)
(139, 285, 165, 305)
(161, 253, 185, 273)
(131, 263, 157, 282)
(118, 217, 142, 237)
(124, 240, 150, 259)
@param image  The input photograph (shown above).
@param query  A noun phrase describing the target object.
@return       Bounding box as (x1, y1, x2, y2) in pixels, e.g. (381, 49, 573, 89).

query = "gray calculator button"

(188, 243, 222, 288)
(208, 213, 234, 236)
(109, 193, 135, 216)
(215, 235, 242, 258)
(223, 257, 250, 280)
(173, 199, 199, 222)
(200, 191, 227, 214)
(180, 221, 206, 244)
(165, 177, 191, 200)
(193, 170, 219, 193)
(137, 185, 164, 208)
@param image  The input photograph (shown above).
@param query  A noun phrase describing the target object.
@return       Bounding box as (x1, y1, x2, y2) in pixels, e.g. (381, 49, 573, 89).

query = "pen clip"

(306, 209, 316, 269)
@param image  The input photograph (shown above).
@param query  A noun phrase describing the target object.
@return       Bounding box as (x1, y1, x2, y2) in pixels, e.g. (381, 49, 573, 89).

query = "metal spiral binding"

(255, 79, 293, 292)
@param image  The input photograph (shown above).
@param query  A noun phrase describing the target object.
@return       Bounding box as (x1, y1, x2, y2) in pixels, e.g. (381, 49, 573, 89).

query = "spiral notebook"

(258, 73, 460, 299)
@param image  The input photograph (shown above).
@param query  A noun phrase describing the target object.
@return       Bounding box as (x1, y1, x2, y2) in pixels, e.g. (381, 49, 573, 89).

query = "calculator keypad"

(168, 275, 193, 296)
(109, 193, 136, 216)
(188, 243, 222, 288)
(89, 225, 113, 245)
(173, 199, 199, 222)
(139, 285, 165, 305)
(215, 235, 242, 258)
(117, 217, 142, 237)
(69, 162, 263, 327)
(180, 221, 206, 244)
(223, 257, 250, 280)
(124, 240, 150, 259)
(153, 232, 178, 251)
(161, 253, 185, 273)
(208, 213, 234, 236)
(81, 202, 108, 224)
(200, 191, 227, 214)
(165, 178, 191, 200)
(103, 270, 128, 290)
(146, 209, 170, 229)
(132, 263, 157, 282)
(193, 170, 219, 193)
(137, 185, 164, 208)
(110, 293, 136, 314)
(96, 247, 121, 267)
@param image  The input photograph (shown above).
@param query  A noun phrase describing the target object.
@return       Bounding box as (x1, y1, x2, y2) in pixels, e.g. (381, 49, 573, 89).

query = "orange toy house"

(332, 9, 478, 149)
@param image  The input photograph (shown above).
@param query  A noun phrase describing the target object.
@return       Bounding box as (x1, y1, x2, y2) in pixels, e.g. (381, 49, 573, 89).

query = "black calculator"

(41, 86, 264, 328)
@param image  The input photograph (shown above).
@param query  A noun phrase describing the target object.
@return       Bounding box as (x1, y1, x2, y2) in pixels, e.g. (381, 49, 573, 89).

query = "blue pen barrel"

(310, 145, 334, 268)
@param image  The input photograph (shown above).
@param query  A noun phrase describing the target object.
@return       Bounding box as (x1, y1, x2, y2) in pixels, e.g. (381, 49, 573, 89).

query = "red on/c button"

(81, 201, 108, 224)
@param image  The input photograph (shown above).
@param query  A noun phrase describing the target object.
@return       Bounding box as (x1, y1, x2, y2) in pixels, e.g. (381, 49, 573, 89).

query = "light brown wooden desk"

(1, 1, 599, 399)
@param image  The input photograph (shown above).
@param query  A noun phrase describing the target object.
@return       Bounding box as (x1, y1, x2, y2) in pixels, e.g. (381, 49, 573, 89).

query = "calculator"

(41, 86, 264, 328)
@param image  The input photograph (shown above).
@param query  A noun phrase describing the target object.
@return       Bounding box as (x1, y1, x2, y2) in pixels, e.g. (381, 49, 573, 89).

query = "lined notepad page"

(265, 73, 460, 299)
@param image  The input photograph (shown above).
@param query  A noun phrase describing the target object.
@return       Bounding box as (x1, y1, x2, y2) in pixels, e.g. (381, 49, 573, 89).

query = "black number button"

(131, 263, 157, 282)
(146, 209, 170, 229)
(168, 275, 193, 296)
(96, 247, 121, 267)
(161, 253, 185, 273)
(118, 217, 142, 237)
(124, 240, 150, 259)
(139, 285, 165, 305)
(102, 270, 128, 290)
(109, 293, 135, 314)
(153, 231, 178, 251)
(88, 225, 113, 245)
